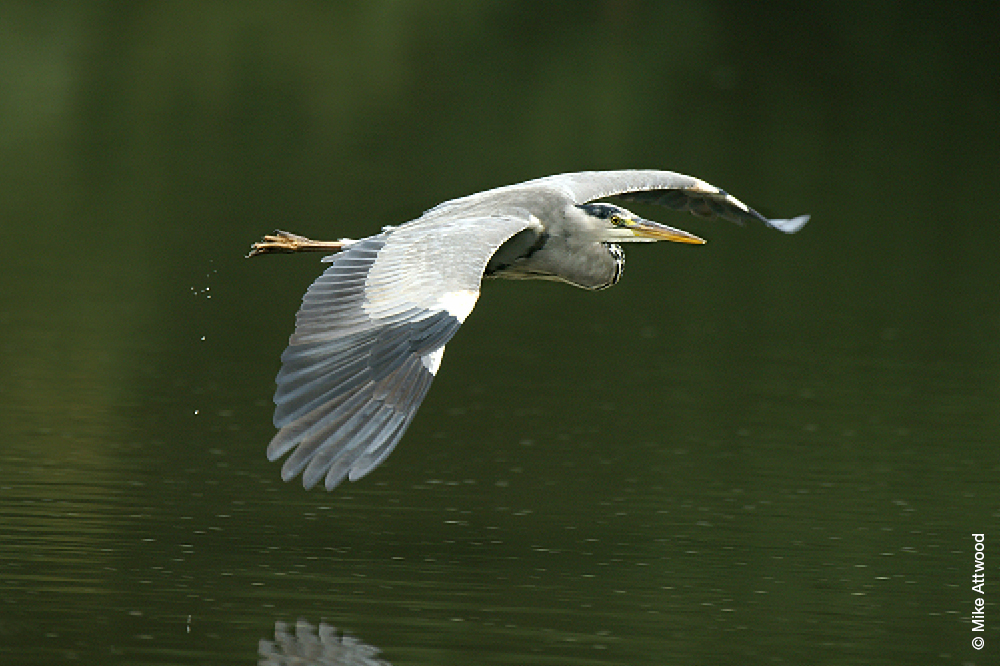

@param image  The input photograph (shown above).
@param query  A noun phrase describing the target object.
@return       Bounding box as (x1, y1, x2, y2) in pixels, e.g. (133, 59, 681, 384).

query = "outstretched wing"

(268, 214, 532, 490)
(490, 170, 809, 233)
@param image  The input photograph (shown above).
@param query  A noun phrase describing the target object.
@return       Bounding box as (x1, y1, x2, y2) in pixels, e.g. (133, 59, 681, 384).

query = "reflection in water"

(259, 620, 390, 666)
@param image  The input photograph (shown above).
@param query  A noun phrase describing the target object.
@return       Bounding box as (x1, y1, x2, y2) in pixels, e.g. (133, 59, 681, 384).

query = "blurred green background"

(1, 2, 998, 664)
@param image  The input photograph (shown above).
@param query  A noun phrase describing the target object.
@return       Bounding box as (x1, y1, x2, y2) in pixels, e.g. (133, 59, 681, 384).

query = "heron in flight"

(249, 170, 808, 490)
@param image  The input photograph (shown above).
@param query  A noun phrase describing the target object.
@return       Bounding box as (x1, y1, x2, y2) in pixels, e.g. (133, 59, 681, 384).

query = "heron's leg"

(247, 230, 346, 257)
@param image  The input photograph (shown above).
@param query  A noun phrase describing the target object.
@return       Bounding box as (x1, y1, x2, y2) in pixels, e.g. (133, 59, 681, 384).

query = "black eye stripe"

(579, 203, 625, 220)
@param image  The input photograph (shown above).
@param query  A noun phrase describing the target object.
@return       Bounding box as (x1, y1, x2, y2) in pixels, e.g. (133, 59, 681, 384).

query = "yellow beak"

(630, 217, 706, 244)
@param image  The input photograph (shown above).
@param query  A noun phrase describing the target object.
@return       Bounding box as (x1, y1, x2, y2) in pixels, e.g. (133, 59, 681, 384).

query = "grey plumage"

(253, 170, 808, 490)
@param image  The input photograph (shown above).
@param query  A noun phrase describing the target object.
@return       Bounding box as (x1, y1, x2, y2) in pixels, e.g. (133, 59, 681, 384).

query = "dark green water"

(2, 3, 998, 664)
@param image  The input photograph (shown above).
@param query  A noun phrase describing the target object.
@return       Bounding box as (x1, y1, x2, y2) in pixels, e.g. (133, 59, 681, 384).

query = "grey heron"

(249, 170, 809, 490)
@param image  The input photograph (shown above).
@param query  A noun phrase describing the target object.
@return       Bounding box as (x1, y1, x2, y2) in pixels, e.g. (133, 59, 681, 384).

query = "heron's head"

(575, 203, 706, 245)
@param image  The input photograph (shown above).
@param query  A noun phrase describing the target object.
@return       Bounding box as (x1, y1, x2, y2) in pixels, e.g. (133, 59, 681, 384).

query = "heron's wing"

(268, 214, 532, 490)
(521, 170, 809, 233)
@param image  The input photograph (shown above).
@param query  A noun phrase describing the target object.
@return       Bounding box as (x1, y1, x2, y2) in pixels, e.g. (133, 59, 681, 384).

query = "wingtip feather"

(767, 214, 810, 234)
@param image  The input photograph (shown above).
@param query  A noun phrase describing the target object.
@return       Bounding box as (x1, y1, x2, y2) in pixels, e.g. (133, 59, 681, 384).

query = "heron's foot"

(247, 230, 346, 258)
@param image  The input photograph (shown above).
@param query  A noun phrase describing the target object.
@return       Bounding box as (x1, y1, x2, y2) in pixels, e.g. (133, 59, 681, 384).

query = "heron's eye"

(610, 214, 625, 226)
